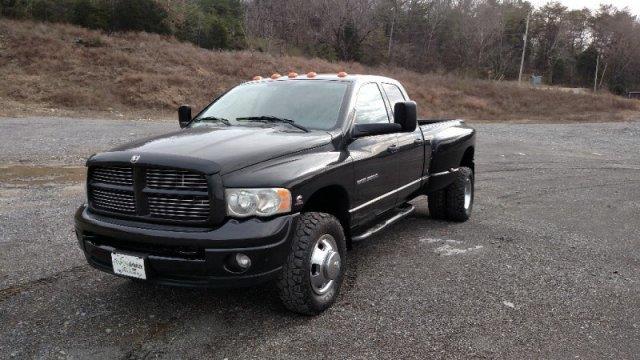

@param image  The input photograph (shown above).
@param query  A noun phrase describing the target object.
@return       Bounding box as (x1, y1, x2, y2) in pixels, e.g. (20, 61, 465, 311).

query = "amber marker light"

(307, 71, 317, 78)
(288, 71, 298, 78)
(337, 71, 348, 78)
(271, 73, 281, 79)
(276, 188, 292, 212)
(252, 75, 262, 81)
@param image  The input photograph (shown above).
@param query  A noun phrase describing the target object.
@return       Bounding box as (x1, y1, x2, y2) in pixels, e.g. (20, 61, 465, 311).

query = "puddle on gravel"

(0, 165, 86, 186)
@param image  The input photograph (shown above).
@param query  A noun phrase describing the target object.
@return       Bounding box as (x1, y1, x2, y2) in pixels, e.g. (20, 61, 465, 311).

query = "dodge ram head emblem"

(130, 155, 140, 163)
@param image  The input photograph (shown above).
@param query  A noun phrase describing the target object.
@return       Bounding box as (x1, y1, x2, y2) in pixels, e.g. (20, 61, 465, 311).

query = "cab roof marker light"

(337, 71, 348, 78)
(271, 73, 281, 79)
(288, 71, 298, 78)
(307, 71, 317, 78)
(252, 75, 262, 81)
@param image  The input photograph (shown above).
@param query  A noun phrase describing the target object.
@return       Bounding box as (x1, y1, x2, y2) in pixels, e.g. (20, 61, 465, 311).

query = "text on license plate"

(111, 253, 147, 280)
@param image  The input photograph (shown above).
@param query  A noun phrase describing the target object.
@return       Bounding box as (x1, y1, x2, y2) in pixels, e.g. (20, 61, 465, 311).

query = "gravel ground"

(0, 117, 639, 359)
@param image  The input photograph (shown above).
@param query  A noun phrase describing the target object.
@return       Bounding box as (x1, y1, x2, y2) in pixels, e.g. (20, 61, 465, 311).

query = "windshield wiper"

(195, 116, 232, 126)
(236, 116, 309, 132)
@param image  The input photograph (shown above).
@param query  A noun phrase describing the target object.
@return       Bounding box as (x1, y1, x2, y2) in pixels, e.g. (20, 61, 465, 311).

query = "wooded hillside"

(1, 18, 637, 121)
(2, 0, 639, 95)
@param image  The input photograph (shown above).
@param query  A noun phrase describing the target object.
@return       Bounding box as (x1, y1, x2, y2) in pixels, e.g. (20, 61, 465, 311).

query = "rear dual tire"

(428, 167, 474, 222)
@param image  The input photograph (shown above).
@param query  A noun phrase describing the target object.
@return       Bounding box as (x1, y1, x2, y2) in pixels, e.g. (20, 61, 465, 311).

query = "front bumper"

(74, 205, 298, 287)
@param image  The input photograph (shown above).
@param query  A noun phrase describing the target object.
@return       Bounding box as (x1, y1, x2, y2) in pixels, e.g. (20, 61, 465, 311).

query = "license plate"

(111, 253, 147, 280)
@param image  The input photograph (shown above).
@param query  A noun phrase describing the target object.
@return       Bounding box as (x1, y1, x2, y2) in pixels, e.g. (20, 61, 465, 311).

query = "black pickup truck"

(74, 73, 476, 315)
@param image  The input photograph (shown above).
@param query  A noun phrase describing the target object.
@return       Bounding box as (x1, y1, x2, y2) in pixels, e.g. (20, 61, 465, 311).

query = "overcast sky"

(528, 0, 640, 16)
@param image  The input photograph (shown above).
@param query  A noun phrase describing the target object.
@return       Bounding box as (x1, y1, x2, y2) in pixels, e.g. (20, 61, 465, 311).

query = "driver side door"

(347, 83, 399, 226)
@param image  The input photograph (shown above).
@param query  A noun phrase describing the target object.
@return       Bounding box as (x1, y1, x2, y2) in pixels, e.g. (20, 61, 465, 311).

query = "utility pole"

(593, 54, 600, 93)
(518, 13, 530, 84)
(387, 15, 395, 58)
(387, 4, 397, 59)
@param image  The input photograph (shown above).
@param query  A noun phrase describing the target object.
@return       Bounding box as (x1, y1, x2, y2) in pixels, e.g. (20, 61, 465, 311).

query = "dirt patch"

(0, 265, 89, 302)
(0, 165, 86, 185)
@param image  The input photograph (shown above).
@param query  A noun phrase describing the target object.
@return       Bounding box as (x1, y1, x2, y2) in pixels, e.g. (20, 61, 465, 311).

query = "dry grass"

(1, 18, 638, 122)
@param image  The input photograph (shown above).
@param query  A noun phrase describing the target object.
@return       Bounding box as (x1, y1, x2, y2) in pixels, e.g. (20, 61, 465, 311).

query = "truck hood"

(109, 126, 333, 174)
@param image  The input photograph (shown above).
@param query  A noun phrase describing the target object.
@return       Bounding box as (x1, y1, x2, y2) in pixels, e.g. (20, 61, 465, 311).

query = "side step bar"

(351, 204, 415, 242)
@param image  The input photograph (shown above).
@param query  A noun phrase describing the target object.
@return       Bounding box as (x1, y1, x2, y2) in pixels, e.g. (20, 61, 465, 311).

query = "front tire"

(277, 212, 347, 315)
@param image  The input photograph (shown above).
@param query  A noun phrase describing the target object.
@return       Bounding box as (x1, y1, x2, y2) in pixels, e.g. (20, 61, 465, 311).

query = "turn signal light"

(271, 73, 281, 79)
(337, 71, 348, 78)
(252, 75, 262, 81)
(307, 71, 317, 78)
(288, 71, 298, 78)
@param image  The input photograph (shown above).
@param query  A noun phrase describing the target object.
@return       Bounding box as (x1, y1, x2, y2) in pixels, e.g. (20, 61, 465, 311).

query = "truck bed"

(418, 118, 459, 125)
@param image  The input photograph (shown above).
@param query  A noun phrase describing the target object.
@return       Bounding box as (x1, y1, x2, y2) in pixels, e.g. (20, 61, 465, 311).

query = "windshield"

(191, 80, 348, 131)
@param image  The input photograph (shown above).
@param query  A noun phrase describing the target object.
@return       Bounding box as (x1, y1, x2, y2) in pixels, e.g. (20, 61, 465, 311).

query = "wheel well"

(460, 147, 474, 172)
(302, 185, 351, 246)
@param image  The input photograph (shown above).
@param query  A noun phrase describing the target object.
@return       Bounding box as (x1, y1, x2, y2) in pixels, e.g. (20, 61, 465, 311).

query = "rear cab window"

(382, 83, 406, 121)
(354, 83, 390, 124)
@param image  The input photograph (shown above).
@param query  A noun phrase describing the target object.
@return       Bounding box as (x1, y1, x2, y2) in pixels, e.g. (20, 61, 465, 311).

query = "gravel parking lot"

(1, 117, 639, 359)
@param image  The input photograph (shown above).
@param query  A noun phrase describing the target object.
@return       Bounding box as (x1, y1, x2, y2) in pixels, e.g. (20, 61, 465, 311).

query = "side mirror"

(394, 101, 417, 132)
(352, 123, 402, 138)
(178, 105, 192, 128)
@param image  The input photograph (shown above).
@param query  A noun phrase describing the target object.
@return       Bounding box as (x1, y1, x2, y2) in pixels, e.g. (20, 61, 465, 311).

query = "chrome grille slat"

(146, 176, 204, 180)
(93, 193, 135, 208)
(92, 188, 133, 196)
(148, 198, 209, 204)
(91, 178, 131, 185)
(147, 173, 203, 176)
(93, 172, 132, 177)
(148, 205, 208, 211)
(95, 205, 135, 213)
(92, 167, 133, 173)
(149, 208, 208, 214)
(146, 179, 206, 183)
(93, 200, 135, 210)
(91, 190, 134, 199)
(147, 208, 208, 215)
(148, 207, 209, 213)
(93, 168, 131, 173)
(93, 197, 134, 205)
(149, 205, 209, 210)
(92, 196, 135, 207)
(92, 174, 132, 180)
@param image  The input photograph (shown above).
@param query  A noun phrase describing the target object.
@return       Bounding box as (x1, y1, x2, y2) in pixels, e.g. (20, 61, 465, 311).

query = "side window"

(382, 83, 406, 115)
(354, 83, 389, 124)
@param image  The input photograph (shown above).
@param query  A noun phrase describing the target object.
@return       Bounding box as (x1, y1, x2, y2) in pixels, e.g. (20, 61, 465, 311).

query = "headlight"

(225, 188, 292, 218)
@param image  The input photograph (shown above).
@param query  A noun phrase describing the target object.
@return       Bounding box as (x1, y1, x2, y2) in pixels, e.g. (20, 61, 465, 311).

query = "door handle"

(387, 144, 398, 153)
(414, 138, 423, 145)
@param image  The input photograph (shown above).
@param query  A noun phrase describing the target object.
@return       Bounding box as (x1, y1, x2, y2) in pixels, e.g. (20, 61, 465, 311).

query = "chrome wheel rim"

(464, 178, 472, 210)
(310, 234, 341, 295)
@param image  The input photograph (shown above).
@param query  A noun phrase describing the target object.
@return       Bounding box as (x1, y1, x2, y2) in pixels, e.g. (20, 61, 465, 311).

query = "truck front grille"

(87, 165, 211, 224)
